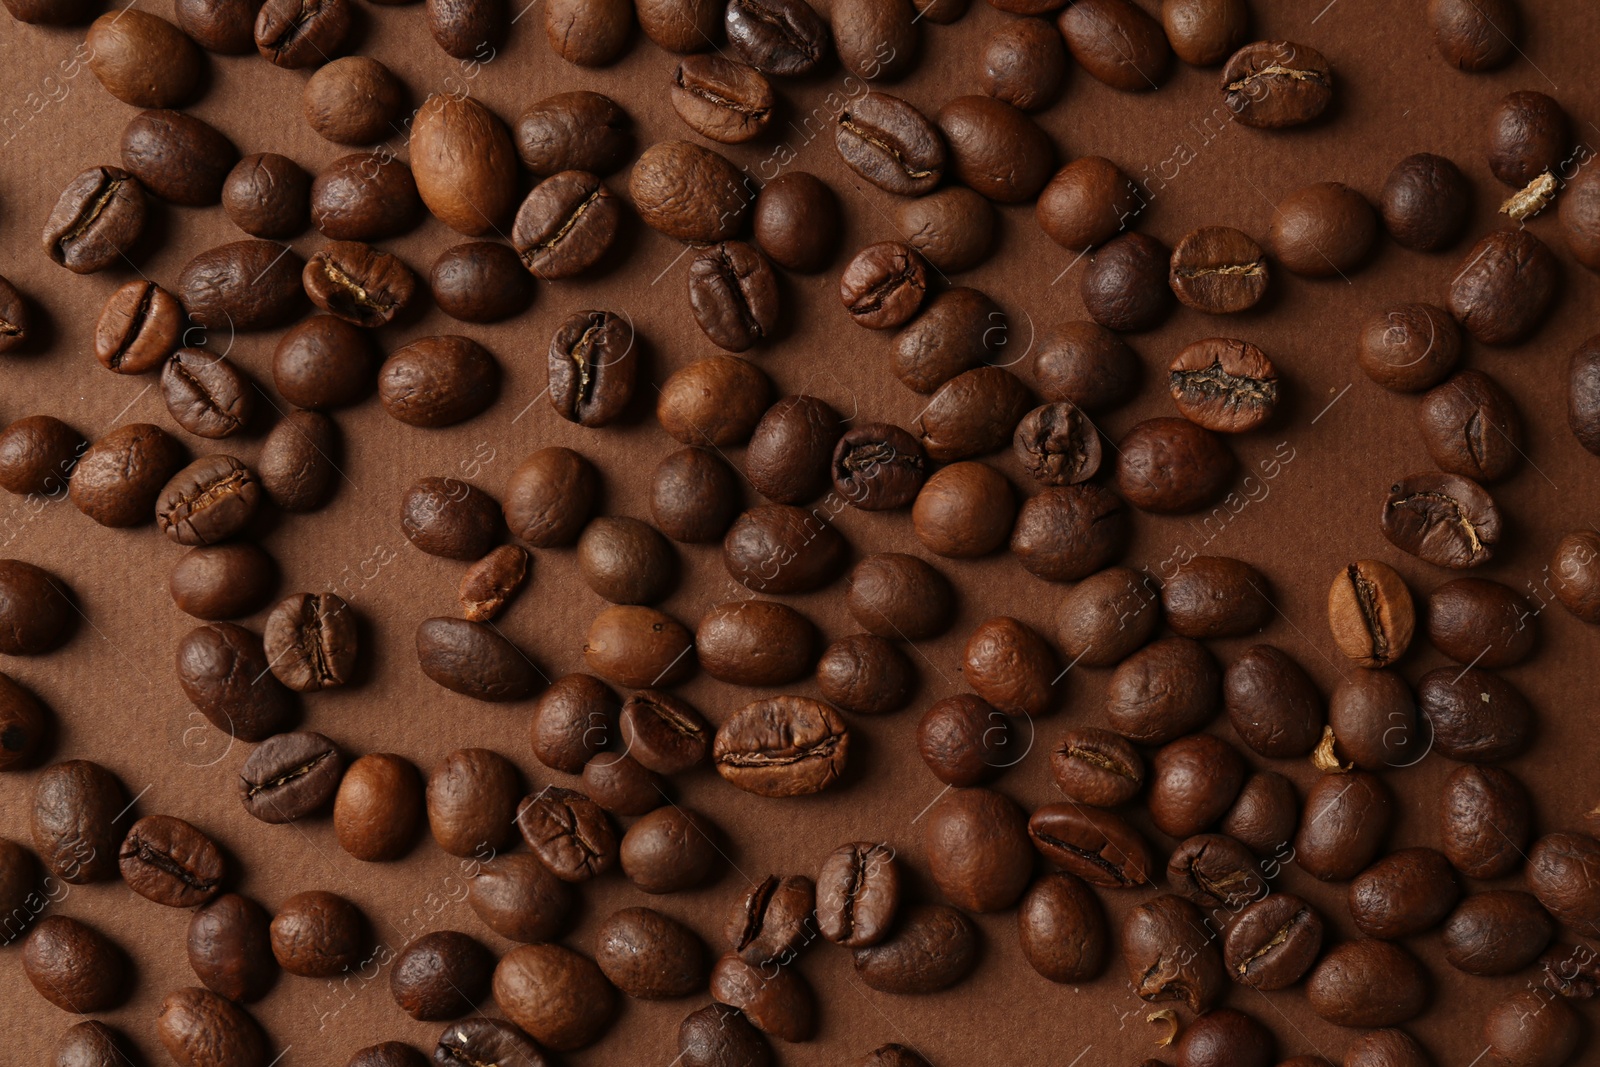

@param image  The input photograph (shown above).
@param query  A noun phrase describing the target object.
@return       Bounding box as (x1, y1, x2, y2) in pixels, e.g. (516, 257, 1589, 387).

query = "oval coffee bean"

(311, 153, 421, 240)
(1050, 727, 1143, 807)
(1223, 893, 1322, 990)
(223, 153, 311, 239)
(1448, 229, 1560, 346)
(415, 617, 535, 702)
(727, 0, 826, 74)
(1028, 803, 1153, 887)
(258, 410, 339, 513)
(1327, 668, 1419, 770)
(187, 894, 276, 1003)
(830, 0, 917, 81)
(752, 171, 839, 273)
(1115, 417, 1234, 514)
(466, 853, 573, 943)
(1305, 939, 1429, 1027)
(1482, 989, 1580, 1067)
(334, 753, 423, 862)
(155, 987, 269, 1067)
(410, 94, 519, 236)
(31, 759, 127, 884)
(389, 930, 494, 1021)
(1223, 644, 1324, 759)
(303, 241, 416, 328)
(543, 0, 631, 65)
(120, 109, 237, 207)
(696, 600, 813, 686)
(85, 10, 202, 107)
(431, 242, 532, 323)
(1168, 338, 1278, 433)
(22, 915, 127, 1012)
(917, 694, 1007, 785)
(262, 592, 357, 692)
(723, 504, 847, 594)
(239, 731, 343, 824)
(709, 952, 815, 1041)
(671, 55, 772, 144)
(514, 91, 631, 176)
(1417, 665, 1530, 762)
(630, 140, 748, 243)
(548, 310, 636, 427)
(120, 814, 224, 907)
(1018, 872, 1106, 983)
(94, 281, 183, 375)
(1380, 471, 1501, 569)
(0, 559, 72, 655)
(179, 240, 306, 330)
(42, 166, 147, 274)
(1221, 40, 1333, 128)
(852, 904, 978, 995)
(161, 349, 252, 439)
(1160, 556, 1269, 638)
(1053, 566, 1159, 668)
(620, 805, 719, 893)
(511, 170, 620, 280)
(817, 841, 900, 948)
(1381, 152, 1471, 252)
(1419, 370, 1522, 482)
(1442, 890, 1554, 976)
(923, 787, 1032, 912)
(272, 316, 373, 410)
(1058, 0, 1170, 91)
(176, 623, 296, 741)
(1430, 0, 1519, 71)
(1294, 770, 1392, 881)
(1439, 764, 1531, 880)
(401, 477, 503, 561)
(583, 606, 695, 689)
(1104, 636, 1221, 745)
(596, 906, 706, 999)
(1147, 734, 1246, 838)
(379, 336, 500, 428)
(688, 241, 779, 352)
(840, 242, 929, 330)
(714, 696, 848, 797)
(1121, 894, 1223, 1012)
(935, 95, 1054, 203)
(493, 943, 616, 1051)
(835, 92, 944, 197)
(270, 890, 367, 977)
(0, 675, 48, 771)
(1426, 576, 1535, 667)
(1222, 771, 1299, 856)
(1348, 847, 1459, 939)
(515, 787, 619, 883)
(1326, 558, 1415, 667)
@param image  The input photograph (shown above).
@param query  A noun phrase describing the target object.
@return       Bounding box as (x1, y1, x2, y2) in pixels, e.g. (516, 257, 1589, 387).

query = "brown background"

(2, 0, 1599, 1063)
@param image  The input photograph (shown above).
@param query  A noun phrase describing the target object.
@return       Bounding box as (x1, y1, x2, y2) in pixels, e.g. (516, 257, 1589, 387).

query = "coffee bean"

(304, 241, 416, 328)
(1160, 556, 1269, 638)
(816, 841, 900, 948)
(505, 447, 596, 547)
(583, 605, 695, 689)
(1058, 0, 1170, 91)
(962, 615, 1057, 717)
(697, 599, 813, 686)
(750, 173, 837, 274)
(1224, 893, 1322, 990)
(547, 310, 636, 427)
(120, 814, 223, 907)
(1165, 227, 1268, 314)
(41, 166, 146, 275)
(416, 617, 537, 701)
(1419, 369, 1522, 482)
(379, 335, 500, 427)
(187, 893, 276, 1003)
(531, 674, 617, 774)
(1427, 576, 1535, 667)
(1449, 229, 1561, 345)
(180, 239, 306, 330)
(1050, 726, 1143, 806)
(1380, 471, 1501, 568)
(834, 92, 945, 197)
(715, 696, 848, 797)
(239, 731, 342, 824)
(262, 592, 357, 692)
(1028, 802, 1153, 887)
(1553, 528, 1600, 623)
(897, 186, 994, 272)
(1173, 1009, 1274, 1067)
(816, 633, 914, 719)
(120, 109, 236, 208)
(710, 952, 816, 1040)
(635, 0, 720, 51)
(401, 477, 503, 561)
(583, 753, 665, 816)
(616, 688, 708, 776)
(679, 1005, 772, 1067)
(1561, 164, 1600, 270)
(1161, 0, 1247, 66)
(1268, 181, 1376, 277)
(1081, 232, 1173, 331)
(1327, 668, 1418, 770)
(493, 943, 616, 1051)
(1013, 402, 1100, 486)
(162, 349, 252, 440)
(840, 242, 929, 330)
(1116, 416, 1234, 514)
(334, 752, 423, 862)
(0, 277, 27, 355)
(726, 0, 826, 73)
(1570, 337, 1600, 454)
(1488, 90, 1567, 219)
(428, 244, 530, 325)
(31, 760, 126, 884)
(746, 396, 842, 505)
(22, 915, 126, 1011)
(983, 17, 1066, 112)
(631, 140, 749, 243)
(1530, 832, 1600, 940)
(937, 95, 1054, 203)
(312, 153, 422, 240)
(1053, 566, 1158, 668)
(1223, 645, 1323, 758)
(156, 987, 270, 1067)
(271, 890, 366, 976)
(258, 410, 338, 513)
(220, 153, 310, 240)
(658, 355, 771, 446)
(833, 423, 927, 511)
(1440, 764, 1530, 879)
(1010, 484, 1127, 582)
(1442, 890, 1553, 976)
(892, 289, 1005, 395)
(428, 0, 503, 57)
(515, 91, 631, 176)
(1306, 939, 1428, 1027)
(1419, 665, 1530, 762)
(597, 906, 706, 998)
(688, 241, 780, 352)
(1429, 0, 1519, 70)
(924, 787, 1031, 912)
(1537, 943, 1600, 1001)
(1483, 989, 1579, 1067)
(544, 0, 631, 65)
(1017, 872, 1106, 983)
(830, 0, 917, 81)
(1294, 770, 1392, 880)
(1121, 894, 1223, 1012)
(651, 448, 738, 543)
(852, 904, 978, 995)
(1036, 325, 1137, 415)
(0, 676, 47, 771)
(916, 366, 1034, 461)
(173, 0, 259, 51)
(1358, 301, 1461, 392)
(723, 504, 848, 594)
(176, 623, 296, 741)
(670, 55, 772, 144)
(55, 1021, 137, 1067)
(620, 805, 719, 893)
(1380, 152, 1471, 251)
(410, 94, 518, 236)
(302, 56, 406, 145)
(467, 853, 573, 943)
(1348, 847, 1458, 940)
(1036, 157, 1137, 251)
(156, 454, 261, 546)
(435, 1019, 545, 1066)
(847, 553, 952, 639)
(1148, 734, 1246, 838)
(917, 694, 1007, 785)
(913, 461, 1014, 559)
(1222, 40, 1332, 128)
(390, 931, 492, 1020)
(511, 171, 620, 280)
(255, 0, 350, 66)
(0, 560, 72, 655)
(1222, 771, 1298, 855)
(86, 10, 202, 107)
(1326, 559, 1414, 668)
(729, 873, 815, 964)
(1105, 636, 1220, 743)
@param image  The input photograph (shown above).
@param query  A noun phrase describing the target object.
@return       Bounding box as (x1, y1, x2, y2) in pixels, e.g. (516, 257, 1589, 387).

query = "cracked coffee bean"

(1306, 939, 1429, 1028)
(1014, 402, 1101, 486)
(840, 242, 929, 330)
(1418, 369, 1522, 482)
(715, 696, 849, 797)
(1327, 559, 1414, 667)
(726, 0, 826, 74)
(688, 241, 780, 352)
(120, 814, 224, 907)
(1380, 152, 1471, 251)
(1418, 665, 1531, 762)
(1380, 471, 1501, 568)
(1222, 39, 1333, 128)
(1169, 226, 1269, 313)
(1028, 803, 1152, 887)
(1488, 90, 1568, 221)
(547, 310, 635, 428)
(1224, 893, 1322, 990)
(1294, 770, 1392, 880)
(263, 592, 356, 692)
(1167, 339, 1278, 433)
(1348, 847, 1459, 939)
(304, 241, 416, 328)
(254, 0, 352, 68)
(1166, 833, 1264, 910)
(416, 617, 537, 702)
(816, 841, 900, 948)
(434, 1018, 545, 1066)
(833, 423, 927, 511)
(1358, 301, 1461, 392)
(671, 56, 772, 144)
(239, 731, 344, 824)
(459, 545, 528, 623)
(1448, 229, 1560, 346)
(852, 904, 979, 995)
(156, 455, 262, 546)
(728, 873, 814, 964)
(511, 171, 620, 280)
(42, 166, 147, 275)
(0, 278, 27, 355)
(516, 787, 618, 883)
(1121, 894, 1224, 1013)
(161, 349, 253, 440)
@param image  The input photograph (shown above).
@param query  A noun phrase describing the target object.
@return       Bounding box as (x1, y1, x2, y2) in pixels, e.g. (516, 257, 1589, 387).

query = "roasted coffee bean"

(271, 890, 366, 976)
(577, 517, 675, 605)
(1168, 339, 1277, 434)
(723, 504, 847, 594)
(1118, 417, 1235, 514)
(334, 753, 423, 862)
(530, 674, 616, 774)
(961, 616, 1057, 717)
(303, 241, 416, 328)
(752, 172, 838, 273)
(1427, 576, 1535, 667)
(311, 153, 422, 240)
(1222, 771, 1298, 855)
(1561, 165, 1600, 270)
(511, 171, 620, 280)
(434, 1019, 545, 1066)
(1014, 402, 1101, 486)
(1306, 939, 1428, 1027)
(516, 91, 631, 176)
(817, 841, 900, 947)
(0, 560, 72, 655)
(1327, 559, 1414, 668)
(379, 336, 500, 427)
(1553, 528, 1600, 623)
(120, 814, 223, 907)
(583, 606, 695, 689)
(1449, 229, 1560, 345)
(31, 760, 126, 884)
(982, 17, 1066, 112)
(726, 0, 826, 73)
(427, 0, 503, 58)
(840, 242, 929, 330)
(5, 0, 93, 22)
(597, 907, 706, 998)
(892, 289, 1004, 394)
(544, 0, 631, 65)
(831, 0, 917, 81)
(303, 57, 405, 145)
(1359, 302, 1461, 392)
(1147, 734, 1246, 838)
(1050, 726, 1143, 806)
(917, 694, 1008, 785)
(430, 243, 531, 324)
(658, 355, 771, 447)
(1268, 181, 1375, 277)
(1429, 0, 1519, 70)
(1488, 90, 1567, 218)
(619, 690, 710, 774)
(1223, 645, 1323, 759)
(161, 350, 252, 440)
(93, 281, 181, 376)
(1381, 152, 1471, 251)
(1295, 770, 1392, 880)
(1419, 665, 1530, 761)
(1327, 669, 1419, 770)
(1381, 471, 1501, 568)
(852, 904, 978, 995)
(1442, 890, 1553, 976)
(1224, 893, 1322, 990)
(635, 0, 720, 52)
(1419, 370, 1522, 482)
(222, 153, 310, 240)
(156, 455, 261, 546)
(834, 92, 944, 197)
(467, 853, 572, 943)
(729, 873, 815, 964)
(1121, 894, 1223, 1012)
(1010, 484, 1126, 582)
(1029, 803, 1153, 887)
(688, 241, 780, 352)
(1167, 226, 1268, 314)
(409, 94, 518, 236)
(630, 140, 748, 243)
(1058, 0, 1171, 91)
(179, 240, 306, 330)
(493, 943, 616, 1051)
(670, 55, 772, 144)
(1482, 989, 1580, 1067)
(847, 553, 952, 639)
(697, 600, 813, 686)
(916, 367, 1033, 462)
(924, 787, 1031, 912)
(897, 186, 994, 273)
(1569, 337, 1600, 455)
(1054, 566, 1157, 668)
(170, 543, 275, 622)
(1106, 636, 1220, 744)
(1440, 764, 1530, 879)
(715, 696, 848, 797)
(1034, 320, 1139, 412)
(832, 423, 927, 511)
(913, 461, 1014, 559)
(937, 95, 1053, 203)
(239, 731, 342, 824)
(254, 0, 351, 66)
(187, 894, 276, 1003)
(1161, 556, 1269, 638)
(176, 623, 295, 741)
(1017, 872, 1106, 984)
(22, 915, 126, 1012)
(745, 396, 842, 505)
(710, 952, 816, 1041)
(1348, 847, 1458, 939)
(1222, 40, 1332, 128)
(55, 1020, 137, 1067)
(415, 617, 536, 702)
(1167, 832, 1263, 911)
(42, 166, 146, 275)
(1081, 232, 1172, 331)
(1537, 943, 1600, 1001)
(1161, 0, 1247, 66)
(583, 754, 665, 817)
(120, 109, 236, 207)
(173, 0, 261, 52)
(156, 987, 270, 1067)
(547, 310, 636, 427)
(390, 931, 492, 1020)
(650, 448, 738, 544)
(620, 805, 719, 893)
(85, 10, 202, 107)
(258, 410, 338, 513)
(262, 593, 356, 692)
(1529, 832, 1600, 938)
(505, 448, 596, 548)
(678, 1004, 772, 1067)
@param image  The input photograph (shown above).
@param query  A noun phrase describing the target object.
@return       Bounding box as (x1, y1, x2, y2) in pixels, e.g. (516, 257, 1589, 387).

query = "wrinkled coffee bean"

(835, 92, 945, 197)
(1448, 229, 1560, 345)
(1166, 833, 1263, 911)
(697, 599, 813, 686)
(620, 805, 719, 893)
(715, 696, 848, 797)
(22, 915, 127, 1012)
(688, 241, 779, 352)
(1327, 558, 1415, 667)
(1050, 726, 1143, 807)
(832, 423, 927, 512)
(156, 455, 261, 546)
(1568, 337, 1600, 455)
(409, 94, 518, 237)
(271, 890, 366, 977)
(817, 841, 900, 948)
(31, 759, 127, 884)
(745, 396, 842, 505)
(544, 0, 631, 65)
(847, 553, 953, 640)
(94, 281, 182, 375)
(897, 186, 995, 273)
(924, 787, 1032, 912)
(936, 95, 1053, 203)
(1440, 764, 1531, 880)
(710, 952, 816, 1041)
(1552, 528, 1600, 623)
(917, 694, 1008, 785)
(1160, 556, 1269, 638)
(1419, 665, 1531, 762)
(1034, 320, 1140, 412)
(1381, 471, 1501, 568)
(1028, 803, 1153, 887)
(162, 349, 252, 440)
(401, 477, 504, 561)
(983, 17, 1067, 112)
(729, 873, 815, 963)
(1105, 636, 1220, 744)
(155, 987, 269, 1067)
(120, 109, 236, 207)
(530, 674, 617, 774)
(1013, 403, 1101, 486)
(547, 310, 636, 427)
(915, 366, 1033, 462)
(1121, 894, 1223, 1012)
(1380, 152, 1472, 251)
(1442, 890, 1553, 976)
(961, 615, 1057, 717)
(515, 787, 618, 883)
(630, 140, 749, 243)
(254, 0, 351, 67)
(840, 242, 929, 330)
(311, 153, 421, 240)
(304, 241, 417, 328)
(1222, 771, 1299, 856)
(511, 170, 620, 280)
(1224, 893, 1322, 990)
(892, 288, 1005, 395)
(1222, 40, 1333, 128)
(466, 852, 573, 944)
(303, 57, 406, 145)
(1168, 339, 1278, 433)
(515, 91, 631, 176)
(1348, 847, 1458, 939)
(1418, 370, 1522, 482)
(723, 504, 847, 594)
(120, 814, 223, 907)
(42, 167, 147, 275)
(176, 623, 296, 741)
(671, 56, 772, 144)
(1294, 770, 1392, 880)
(1040, 157, 1143, 254)
(1147, 734, 1246, 839)
(1052, 566, 1158, 668)
(678, 1004, 773, 1067)
(852, 904, 979, 995)
(650, 448, 739, 544)
(431, 242, 532, 324)
(334, 753, 423, 862)
(390, 930, 493, 1020)
(1306, 939, 1429, 1027)
(179, 240, 306, 330)
(258, 410, 338, 513)
(1058, 0, 1171, 91)
(379, 336, 500, 428)
(492, 943, 618, 1052)
(597, 906, 706, 998)
(0, 560, 72, 655)
(187, 893, 276, 1003)
(1010, 484, 1126, 582)
(223, 153, 311, 240)
(1017, 871, 1106, 983)
(1327, 668, 1419, 770)
(263, 592, 356, 692)
(415, 617, 536, 702)
(726, 0, 826, 74)
(831, 0, 917, 81)
(239, 731, 343, 824)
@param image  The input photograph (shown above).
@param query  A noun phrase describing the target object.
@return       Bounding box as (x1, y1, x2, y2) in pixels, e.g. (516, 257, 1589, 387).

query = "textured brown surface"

(1, 1, 1599, 1064)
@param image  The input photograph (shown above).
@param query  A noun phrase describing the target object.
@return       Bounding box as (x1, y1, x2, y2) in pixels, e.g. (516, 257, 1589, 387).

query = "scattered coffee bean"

(1348, 846, 1458, 939)
(493, 942, 616, 1051)
(1223, 644, 1323, 758)
(597, 906, 706, 998)
(511, 170, 620, 280)
(1380, 471, 1502, 568)
(120, 109, 236, 207)
(1106, 636, 1220, 744)
(651, 447, 739, 544)
(1488, 89, 1568, 221)
(1167, 226, 1268, 313)
(427, 0, 503, 58)
(179, 239, 306, 330)
(1163, 556, 1270, 638)
(239, 731, 343, 824)
(847, 553, 953, 640)
(391, 930, 493, 1020)
(31, 759, 127, 884)
(752, 172, 838, 273)
(120, 814, 223, 907)
(688, 241, 780, 352)
(1268, 182, 1375, 277)
(1161, 0, 1248, 66)
(576, 516, 675, 605)
(0, 280, 28, 355)
(515, 92, 630, 179)
(630, 140, 749, 243)
(1419, 665, 1530, 761)
(155, 454, 262, 546)
(1116, 416, 1234, 514)
(745, 396, 842, 505)
(1168, 832, 1265, 912)
(1081, 232, 1173, 331)
(334, 752, 423, 862)
(583, 754, 665, 817)
(937, 95, 1054, 203)
(429, 243, 531, 324)
(892, 288, 1004, 394)
(415, 617, 537, 702)
(169, 543, 275, 621)
(1429, 0, 1519, 71)
(697, 599, 813, 686)
(583, 605, 695, 689)
(1011, 484, 1127, 582)
(1529, 831, 1600, 939)
(0, 560, 72, 655)
(303, 241, 416, 328)
(729, 872, 815, 965)
(1305, 939, 1428, 1027)
(962, 615, 1057, 717)
(1295, 770, 1392, 880)
(434, 1019, 545, 1066)
(155, 987, 269, 1067)
(303, 57, 406, 145)
(1327, 668, 1418, 770)
(505, 447, 597, 547)
(546, 310, 635, 426)
(255, 0, 351, 66)
(22, 914, 127, 1012)
(913, 461, 1014, 559)
(174, 0, 260, 52)
(1121, 894, 1223, 1012)
(161, 349, 252, 440)
(1482, 988, 1579, 1067)
(658, 355, 771, 446)
(840, 242, 929, 330)
(1440, 764, 1530, 879)
(530, 674, 617, 774)
(466, 852, 573, 943)
(1222, 40, 1333, 128)
(1050, 726, 1143, 806)
(678, 1004, 773, 1067)
(262, 593, 356, 692)
(1569, 337, 1600, 454)
(222, 153, 310, 240)
(1427, 576, 1534, 667)
(1448, 229, 1560, 345)
(1147, 733, 1246, 838)
(715, 696, 848, 797)
(831, 0, 917, 81)
(1552, 529, 1600, 623)
(409, 94, 518, 236)
(271, 890, 366, 976)
(176, 623, 296, 741)
(832, 423, 927, 511)
(897, 186, 995, 273)
(187, 893, 276, 1003)
(1168, 339, 1278, 434)
(1034, 321, 1140, 412)
(619, 689, 710, 774)
(1224, 893, 1322, 990)
(1358, 302, 1461, 392)
(852, 904, 979, 995)
(1561, 165, 1600, 269)
(1058, 0, 1171, 91)
(620, 805, 719, 893)
(723, 503, 847, 594)
(816, 841, 900, 948)
(915, 366, 1033, 462)
(982, 17, 1066, 112)
(1419, 369, 1522, 482)
(1029, 802, 1154, 887)
(544, 0, 631, 65)
(710, 951, 816, 1040)
(726, 0, 826, 73)
(42, 166, 147, 275)
(1222, 771, 1298, 855)
(1053, 566, 1158, 668)
(1380, 152, 1471, 250)
(86, 10, 202, 107)
(258, 410, 339, 513)
(917, 695, 1007, 785)
(671, 55, 772, 144)
(924, 787, 1031, 912)
(1327, 559, 1414, 667)
(1018, 871, 1106, 983)
(311, 153, 421, 241)
(379, 335, 500, 427)
(1442, 890, 1553, 976)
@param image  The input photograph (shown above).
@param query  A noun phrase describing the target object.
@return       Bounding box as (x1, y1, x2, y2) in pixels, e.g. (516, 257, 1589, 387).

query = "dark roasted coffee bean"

(55, 1020, 137, 1067)
(1222, 771, 1298, 855)
(746, 396, 841, 505)
(401, 477, 503, 561)
(1440, 764, 1530, 879)
(1348, 847, 1458, 939)
(271, 890, 365, 977)
(543, 0, 631, 64)
(983, 17, 1066, 112)
(516, 787, 618, 883)
(157, 987, 269, 1067)
(697, 599, 813, 686)
(1014, 402, 1101, 486)
(85, 9, 202, 104)
(1166, 832, 1263, 911)
(833, 423, 927, 511)
(379, 336, 499, 427)
(917, 694, 1007, 785)
(94, 281, 181, 375)
(583, 607, 695, 689)
(263, 592, 356, 692)
(752, 171, 838, 273)
(916, 367, 1033, 461)
(847, 553, 952, 639)
(1327, 558, 1415, 668)
(511, 171, 620, 280)
(630, 140, 749, 243)
(835, 92, 944, 197)
(156, 455, 261, 546)
(728, 873, 814, 965)
(726, 0, 825, 73)
(961, 615, 1056, 716)
(180, 240, 306, 330)
(222, 153, 310, 239)
(1017, 872, 1105, 983)
(170, 543, 275, 621)
(303, 56, 405, 145)
(1381, 152, 1471, 250)
(1419, 665, 1530, 762)
(258, 410, 338, 513)
(391, 931, 492, 1020)
(493, 943, 616, 1052)
(634, 0, 719, 51)
(1105, 636, 1219, 743)
(1161, 0, 1247, 65)
(936, 95, 1053, 203)
(840, 242, 928, 330)
(1448, 229, 1560, 345)
(1058, 0, 1170, 91)
(1488, 90, 1568, 220)
(175, 0, 261, 52)
(415, 617, 536, 701)
(434, 1019, 544, 1066)
(120, 109, 236, 207)
(311, 153, 422, 240)
(1429, 0, 1519, 70)
(1561, 165, 1600, 270)
(913, 461, 1014, 559)
(1537, 943, 1600, 1001)
(161, 349, 252, 440)
(1222, 40, 1332, 128)
(897, 186, 994, 273)
(1358, 301, 1461, 392)
(678, 1005, 772, 1067)
(1028, 802, 1153, 887)
(1050, 726, 1143, 806)
(715, 696, 848, 797)
(1418, 370, 1522, 482)
(1306, 939, 1428, 1027)
(1553, 528, 1600, 623)
(1268, 181, 1376, 277)
(1224, 893, 1322, 990)
(176, 623, 295, 741)
(892, 288, 1004, 395)
(530, 675, 616, 774)
(1224, 645, 1323, 758)
(1569, 337, 1600, 455)
(31, 760, 126, 884)
(0, 560, 72, 655)
(1443, 890, 1553, 976)
(120, 814, 223, 907)
(1161, 556, 1269, 638)
(548, 310, 635, 427)
(1295, 770, 1392, 880)
(657, 355, 771, 446)
(688, 241, 780, 352)
(22, 915, 126, 1012)
(1327, 668, 1419, 770)
(515, 91, 630, 176)
(42, 166, 146, 275)
(431, 242, 531, 323)
(1427, 576, 1535, 667)
(651, 448, 738, 544)
(1147, 734, 1246, 838)
(723, 503, 847, 593)
(304, 241, 416, 327)
(0, 700, 42, 776)
(1380, 471, 1501, 568)
(254, 0, 351, 67)
(924, 788, 1031, 912)
(239, 731, 342, 823)
(1482, 989, 1580, 1067)
(187, 893, 276, 1003)
(1530, 832, 1600, 939)
(620, 805, 719, 893)
(467, 853, 572, 943)
(1167, 226, 1268, 313)
(830, 0, 916, 80)
(582, 753, 665, 817)
(1053, 565, 1158, 667)
(852, 904, 978, 995)
(1034, 320, 1139, 412)
(671, 55, 772, 144)
(619, 690, 709, 774)
(710, 952, 815, 1041)
(334, 753, 423, 862)
(426, 0, 503, 58)
(597, 906, 706, 998)
(1121, 894, 1223, 1012)
(1116, 416, 1233, 513)
(1169, 338, 1277, 433)
(1081, 232, 1172, 331)
(1010, 484, 1125, 582)
(817, 841, 900, 947)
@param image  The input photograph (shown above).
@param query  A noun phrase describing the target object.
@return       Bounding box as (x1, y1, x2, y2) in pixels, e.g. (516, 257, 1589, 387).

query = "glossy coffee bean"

(1327, 669, 1419, 770)
(962, 616, 1057, 717)
(728, 873, 815, 964)
(1028, 802, 1154, 887)
(425, 748, 519, 856)
(1481, 988, 1579, 1067)
(54, 1021, 138, 1067)
(176, 623, 296, 741)
(311, 153, 421, 240)
(658, 355, 771, 447)
(924, 787, 1031, 912)
(239, 731, 343, 824)
(258, 410, 338, 513)
(1552, 529, 1600, 623)
(335, 753, 423, 862)
(1348, 847, 1458, 939)
(1058, 0, 1170, 91)
(379, 336, 500, 427)
(86, 10, 202, 107)
(936, 95, 1053, 203)
(271, 891, 366, 977)
(913, 461, 1014, 559)
(833, 423, 928, 511)
(1224, 645, 1323, 759)
(892, 288, 1004, 394)
(467, 853, 573, 943)
(1381, 153, 1471, 250)
(1105, 636, 1220, 744)
(1160, 556, 1269, 638)
(156, 455, 261, 546)
(390, 931, 492, 1020)
(745, 396, 842, 505)
(1167, 832, 1264, 912)
(272, 316, 373, 412)
(1381, 471, 1502, 569)
(261, 594, 356, 694)
(1427, 576, 1534, 667)
(1224, 893, 1322, 990)
(1010, 484, 1126, 582)
(630, 140, 748, 243)
(670, 55, 772, 144)
(511, 171, 621, 280)
(31, 760, 127, 884)
(155, 987, 269, 1067)
(304, 241, 416, 328)
(120, 814, 223, 907)
(515, 91, 631, 176)
(1222, 40, 1333, 128)
(121, 109, 237, 206)
(493, 943, 616, 1052)
(1161, 0, 1247, 66)
(1222, 771, 1298, 855)
(1429, 0, 1519, 71)
(1017, 872, 1105, 983)
(1147, 733, 1246, 838)
(916, 367, 1033, 462)
(852, 905, 979, 995)
(22, 915, 127, 1012)
(1306, 939, 1428, 1027)
(1358, 302, 1461, 392)
(897, 186, 994, 273)
(304, 57, 406, 145)
(726, 0, 826, 74)
(714, 697, 849, 797)
(408, 94, 519, 237)
(42, 167, 147, 275)
(162, 349, 252, 440)
(1121, 895, 1223, 1012)
(1295, 771, 1392, 880)
(431, 243, 531, 324)
(620, 806, 719, 893)
(583, 607, 695, 689)
(817, 841, 900, 948)
(254, 0, 351, 66)
(576, 516, 674, 605)
(547, 310, 636, 428)
(169, 544, 274, 622)
(1034, 320, 1139, 412)
(1448, 229, 1560, 346)
(847, 553, 952, 640)
(710, 952, 816, 1041)
(1440, 764, 1531, 880)
(222, 153, 310, 240)
(618, 691, 710, 775)
(752, 172, 838, 273)
(723, 504, 847, 594)
(1417, 665, 1530, 762)
(1082, 232, 1172, 330)
(983, 17, 1066, 112)
(1327, 559, 1414, 668)
(1561, 166, 1600, 270)
(416, 617, 537, 702)
(651, 448, 739, 544)
(528, 674, 616, 774)
(1116, 417, 1233, 514)
(504, 447, 596, 548)
(597, 906, 706, 998)
(917, 694, 1007, 785)
(687, 241, 779, 352)
(1529, 832, 1600, 939)
(187, 893, 276, 1003)
(93, 281, 181, 376)
(697, 600, 813, 686)
(1442, 890, 1553, 976)
(678, 1004, 773, 1067)
(1268, 182, 1375, 277)
(1171, 1008, 1274, 1067)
